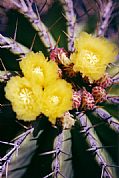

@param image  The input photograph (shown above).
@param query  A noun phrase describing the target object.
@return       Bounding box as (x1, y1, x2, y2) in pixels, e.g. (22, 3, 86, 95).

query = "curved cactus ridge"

(0, 34, 29, 57)
(1, 128, 34, 178)
(0, 0, 119, 178)
(52, 129, 73, 178)
(75, 112, 117, 178)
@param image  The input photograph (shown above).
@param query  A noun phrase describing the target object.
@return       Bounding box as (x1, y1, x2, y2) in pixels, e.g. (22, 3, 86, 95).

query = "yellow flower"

(20, 52, 59, 87)
(5, 76, 42, 121)
(41, 79, 73, 124)
(71, 32, 118, 82)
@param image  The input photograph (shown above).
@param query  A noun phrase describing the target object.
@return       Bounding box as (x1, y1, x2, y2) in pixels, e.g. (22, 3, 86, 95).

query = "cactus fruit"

(0, 0, 119, 178)
(92, 86, 107, 103)
(95, 73, 113, 89)
(81, 89, 95, 110)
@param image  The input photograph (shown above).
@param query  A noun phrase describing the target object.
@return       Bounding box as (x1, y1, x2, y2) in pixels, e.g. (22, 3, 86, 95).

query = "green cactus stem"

(59, 0, 76, 51)
(52, 129, 73, 178)
(0, 1, 119, 178)
(0, 34, 29, 56)
(96, 0, 114, 36)
(75, 112, 117, 178)
(10, 0, 56, 50)
(94, 108, 119, 133)
(0, 128, 34, 178)
(112, 72, 119, 84)
(107, 96, 119, 104)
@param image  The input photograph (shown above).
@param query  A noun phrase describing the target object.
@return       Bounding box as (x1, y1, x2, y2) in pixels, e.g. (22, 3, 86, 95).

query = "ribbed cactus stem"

(59, 0, 76, 51)
(40, 129, 73, 178)
(0, 128, 33, 177)
(53, 129, 73, 178)
(97, 0, 113, 36)
(107, 96, 119, 104)
(11, 0, 56, 50)
(0, 71, 12, 82)
(53, 132, 64, 177)
(95, 108, 119, 133)
(0, 34, 29, 56)
(76, 112, 115, 178)
(41, 131, 64, 178)
(112, 72, 119, 84)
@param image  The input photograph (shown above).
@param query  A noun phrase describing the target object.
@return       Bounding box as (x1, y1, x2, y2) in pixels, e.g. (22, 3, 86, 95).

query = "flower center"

(82, 50, 99, 65)
(33, 67, 44, 77)
(19, 88, 32, 104)
(49, 96, 59, 105)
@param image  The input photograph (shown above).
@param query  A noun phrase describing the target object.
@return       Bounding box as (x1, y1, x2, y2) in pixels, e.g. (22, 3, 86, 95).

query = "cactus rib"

(97, 0, 114, 36)
(11, 0, 56, 50)
(60, 0, 76, 51)
(95, 108, 119, 133)
(0, 70, 13, 83)
(76, 112, 116, 178)
(0, 34, 29, 56)
(112, 72, 119, 84)
(0, 128, 33, 178)
(107, 96, 119, 104)
(42, 130, 72, 178)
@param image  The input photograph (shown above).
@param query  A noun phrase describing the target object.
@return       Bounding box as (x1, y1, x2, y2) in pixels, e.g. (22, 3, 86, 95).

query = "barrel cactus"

(0, 0, 119, 178)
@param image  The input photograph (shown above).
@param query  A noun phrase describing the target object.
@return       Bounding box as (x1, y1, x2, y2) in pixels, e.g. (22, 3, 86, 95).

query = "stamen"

(33, 67, 44, 77)
(50, 96, 59, 105)
(19, 88, 32, 104)
(82, 50, 99, 65)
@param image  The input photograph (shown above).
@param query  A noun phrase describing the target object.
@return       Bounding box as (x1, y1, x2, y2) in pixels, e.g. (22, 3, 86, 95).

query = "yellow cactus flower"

(41, 79, 73, 124)
(5, 76, 42, 121)
(71, 32, 118, 82)
(20, 52, 59, 87)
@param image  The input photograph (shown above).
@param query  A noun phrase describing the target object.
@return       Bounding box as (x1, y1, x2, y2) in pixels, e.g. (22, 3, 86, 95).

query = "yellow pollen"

(33, 67, 44, 76)
(82, 50, 99, 65)
(19, 88, 32, 104)
(50, 96, 59, 105)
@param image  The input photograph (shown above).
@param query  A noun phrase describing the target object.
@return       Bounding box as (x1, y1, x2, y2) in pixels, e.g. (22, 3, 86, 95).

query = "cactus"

(0, 0, 119, 178)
